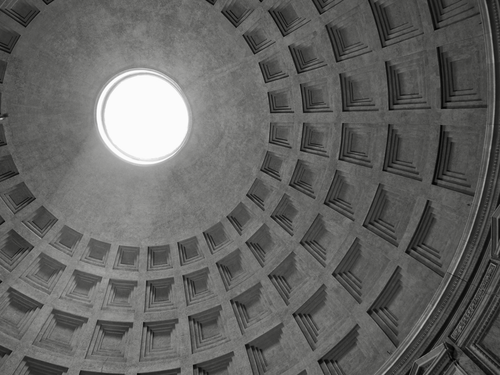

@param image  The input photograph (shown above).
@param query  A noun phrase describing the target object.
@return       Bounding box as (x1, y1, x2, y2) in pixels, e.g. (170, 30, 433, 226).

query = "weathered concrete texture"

(4, 0, 268, 243)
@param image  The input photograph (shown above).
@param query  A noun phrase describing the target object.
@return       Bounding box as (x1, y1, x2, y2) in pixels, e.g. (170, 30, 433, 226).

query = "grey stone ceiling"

(0, 0, 498, 375)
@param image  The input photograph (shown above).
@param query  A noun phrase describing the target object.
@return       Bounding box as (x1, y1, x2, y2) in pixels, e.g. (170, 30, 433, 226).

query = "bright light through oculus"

(96, 69, 190, 165)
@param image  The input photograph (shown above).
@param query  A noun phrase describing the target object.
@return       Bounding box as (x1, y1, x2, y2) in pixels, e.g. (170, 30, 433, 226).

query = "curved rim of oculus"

(95, 68, 192, 166)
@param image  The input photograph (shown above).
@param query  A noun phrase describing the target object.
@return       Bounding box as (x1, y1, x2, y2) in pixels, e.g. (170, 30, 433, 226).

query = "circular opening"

(96, 69, 191, 165)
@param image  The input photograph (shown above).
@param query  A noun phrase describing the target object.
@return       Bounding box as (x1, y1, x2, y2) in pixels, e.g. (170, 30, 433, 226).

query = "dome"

(0, 1, 499, 375)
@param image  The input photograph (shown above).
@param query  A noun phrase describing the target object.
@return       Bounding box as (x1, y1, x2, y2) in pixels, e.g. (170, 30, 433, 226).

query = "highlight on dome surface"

(96, 69, 190, 165)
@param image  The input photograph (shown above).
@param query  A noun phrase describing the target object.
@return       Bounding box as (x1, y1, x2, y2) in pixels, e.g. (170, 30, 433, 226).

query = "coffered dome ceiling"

(0, 0, 499, 375)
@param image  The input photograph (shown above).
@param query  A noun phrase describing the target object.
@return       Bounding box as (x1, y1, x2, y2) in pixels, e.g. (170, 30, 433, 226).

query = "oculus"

(96, 69, 190, 165)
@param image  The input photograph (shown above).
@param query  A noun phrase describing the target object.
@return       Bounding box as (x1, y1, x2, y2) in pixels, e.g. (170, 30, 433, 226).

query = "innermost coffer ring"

(96, 68, 191, 165)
